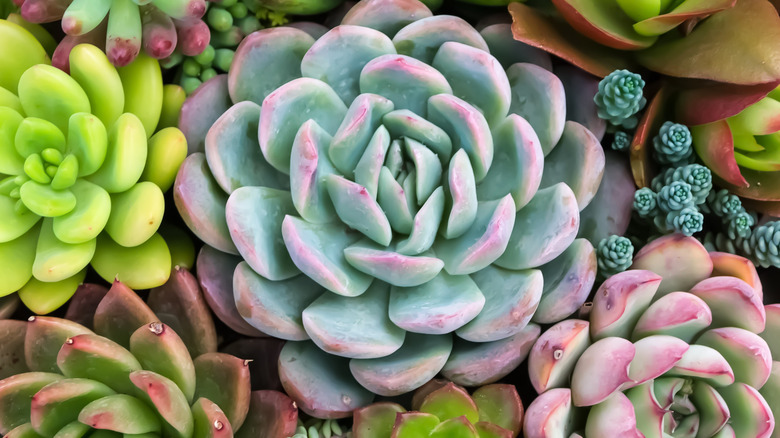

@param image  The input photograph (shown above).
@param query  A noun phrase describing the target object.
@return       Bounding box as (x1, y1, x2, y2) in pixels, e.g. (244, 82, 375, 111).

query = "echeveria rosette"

(0, 43, 184, 314)
(175, 0, 606, 417)
(0, 271, 299, 438)
(351, 380, 524, 438)
(596, 234, 633, 278)
(594, 69, 646, 129)
(653, 120, 693, 166)
(524, 234, 776, 438)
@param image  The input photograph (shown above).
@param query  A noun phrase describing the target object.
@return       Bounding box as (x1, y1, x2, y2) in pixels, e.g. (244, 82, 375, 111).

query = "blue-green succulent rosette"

(174, 0, 606, 418)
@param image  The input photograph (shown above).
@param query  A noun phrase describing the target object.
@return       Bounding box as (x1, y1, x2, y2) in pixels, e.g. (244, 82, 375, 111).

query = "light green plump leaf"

(19, 181, 76, 218)
(0, 193, 40, 243)
(392, 412, 440, 437)
(91, 233, 171, 290)
(0, 107, 25, 175)
(66, 112, 107, 177)
(52, 421, 90, 438)
(15, 117, 66, 159)
(616, 0, 661, 22)
(0, 86, 23, 114)
(86, 113, 147, 193)
(104, 182, 164, 248)
(32, 219, 94, 283)
(52, 180, 111, 244)
(17, 65, 90, 134)
(141, 127, 187, 193)
(0, 223, 37, 295)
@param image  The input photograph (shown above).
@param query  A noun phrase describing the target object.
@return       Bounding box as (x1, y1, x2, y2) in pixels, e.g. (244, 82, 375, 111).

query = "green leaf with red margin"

(674, 80, 780, 126)
(630, 85, 668, 188)
(691, 120, 750, 188)
(471, 385, 523, 436)
(637, 0, 780, 84)
(391, 412, 439, 438)
(353, 402, 406, 438)
(234, 391, 299, 438)
(633, 0, 736, 36)
(549, 0, 658, 49)
(508, 2, 634, 78)
(714, 165, 780, 201)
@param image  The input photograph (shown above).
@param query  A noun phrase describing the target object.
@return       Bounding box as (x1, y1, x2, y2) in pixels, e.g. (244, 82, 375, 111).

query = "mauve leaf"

(578, 152, 635, 245)
(674, 80, 780, 126)
(508, 2, 633, 78)
(193, 353, 251, 431)
(0, 320, 27, 379)
(148, 267, 218, 357)
(555, 64, 606, 141)
(93, 280, 157, 349)
(550, 0, 657, 49)
(630, 85, 668, 188)
(691, 120, 750, 188)
(63, 284, 108, 330)
(742, 197, 780, 215)
(712, 165, 780, 201)
(234, 391, 298, 438)
(633, 0, 736, 36)
(637, 0, 780, 84)
(179, 75, 233, 155)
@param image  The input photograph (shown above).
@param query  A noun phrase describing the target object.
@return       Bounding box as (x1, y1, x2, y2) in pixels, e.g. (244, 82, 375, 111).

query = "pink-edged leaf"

(689, 276, 766, 333)
(508, 2, 633, 79)
(630, 85, 668, 188)
(626, 335, 689, 385)
(472, 385, 523, 436)
(570, 337, 635, 407)
(179, 74, 233, 155)
(589, 270, 662, 341)
(353, 402, 407, 438)
(63, 284, 109, 330)
(715, 164, 780, 201)
(235, 390, 298, 438)
(675, 80, 780, 126)
(193, 353, 251, 431)
(549, 0, 657, 49)
(633, 0, 736, 36)
(0, 320, 27, 379)
(631, 234, 714, 296)
(528, 319, 591, 394)
(710, 251, 763, 300)
(691, 120, 749, 188)
(637, 0, 780, 85)
(523, 388, 583, 438)
(411, 379, 457, 411)
(93, 280, 157, 349)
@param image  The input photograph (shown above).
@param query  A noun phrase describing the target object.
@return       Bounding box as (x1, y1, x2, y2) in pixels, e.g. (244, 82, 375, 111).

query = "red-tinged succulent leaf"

(5, 422, 43, 438)
(570, 337, 635, 407)
(179, 75, 233, 155)
(589, 270, 662, 340)
(631, 234, 714, 296)
(710, 251, 763, 300)
(523, 388, 583, 438)
(24, 317, 91, 374)
(130, 371, 193, 438)
(129, 323, 197, 403)
(718, 383, 775, 438)
(713, 163, 780, 201)
(471, 385, 523, 435)
(63, 284, 109, 330)
(741, 197, 780, 216)
(633, 0, 736, 37)
(442, 324, 540, 387)
(419, 383, 479, 424)
(0, 372, 62, 434)
(429, 416, 479, 438)
(555, 64, 607, 141)
(221, 339, 284, 392)
(391, 412, 440, 438)
(529, 319, 591, 394)
(534, 239, 597, 324)
(191, 398, 233, 438)
(762, 304, 780, 357)
(637, 0, 780, 84)
(193, 353, 251, 431)
(674, 80, 780, 126)
(196, 245, 266, 337)
(279, 341, 374, 419)
(626, 335, 689, 385)
(691, 120, 750, 188)
(0, 294, 20, 320)
(353, 402, 407, 438)
(412, 379, 456, 412)
(0, 320, 27, 379)
(56, 334, 142, 395)
(148, 267, 217, 357)
(30, 378, 115, 438)
(668, 344, 735, 387)
(689, 276, 766, 333)
(508, 2, 633, 78)
(93, 280, 157, 349)
(77, 394, 161, 434)
(474, 422, 512, 438)
(549, 0, 658, 49)
(578, 152, 635, 245)
(630, 85, 667, 188)
(697, 327, 772, 388)
(234, 391, 298, 438)
(584, 392, 643, 437)
(631, 292, 712, 342)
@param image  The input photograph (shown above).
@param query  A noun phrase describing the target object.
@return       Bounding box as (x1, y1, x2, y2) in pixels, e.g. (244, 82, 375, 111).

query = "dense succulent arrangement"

(0, 270, 299, 438)
(174, 0, 610, 415)
(525, 233, 778, 437)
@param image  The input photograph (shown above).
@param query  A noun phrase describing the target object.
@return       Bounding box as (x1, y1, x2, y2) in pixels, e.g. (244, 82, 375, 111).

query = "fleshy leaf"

(234, 391, 299, 438)
(578, 151, 635, 244)
(343, 240, 443, 288)
(130, 322, 197, 404)
(353, 402, 407, 438)
(193, 353, 251, 431)
(392, 15, 488, 64)
(179, 75, 232, 155)
(570, 338, 635, 407)
(472, 385, 523, 436)
(0, 320, 27, 379)
(631, 234, 713, 296)
(506, 63, 566, 155)
(528, 319, 591, 393)
(550, 0, 657, 49)
(24, 317, 91, 373)
(534, 239, 597, 324)
(93, 280, 157, 349)
(0, 373, 64, 435)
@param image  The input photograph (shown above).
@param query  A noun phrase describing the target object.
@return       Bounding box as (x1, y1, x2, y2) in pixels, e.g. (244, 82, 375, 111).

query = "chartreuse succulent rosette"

(351, 379, 524, 438)
(524, 233, 778, 437)
(175, 0, 606, 417)
(0, 269, 300, 438)
(0, 31, 188, 314)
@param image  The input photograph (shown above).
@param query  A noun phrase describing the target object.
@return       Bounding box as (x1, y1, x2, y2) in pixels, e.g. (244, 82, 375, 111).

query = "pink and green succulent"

(524, 233, 777, 437)
(0, 269, 299, 438)
(175, 0, 607, 417)
(351, 380, 524, 438)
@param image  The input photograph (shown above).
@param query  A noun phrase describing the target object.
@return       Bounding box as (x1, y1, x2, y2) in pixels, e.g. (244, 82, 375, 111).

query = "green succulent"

(594, 70, 647, 129)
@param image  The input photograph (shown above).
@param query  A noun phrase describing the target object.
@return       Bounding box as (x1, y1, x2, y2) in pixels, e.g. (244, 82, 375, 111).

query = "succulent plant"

(291, 418, 350, 438)
(653, 120, 692, 166)
(175, 0, 606, 417)
(594, 69, 646, 129)
(15, 0, 210, 68)
(595, 234, 633, 278)
(0, 38, 187, 313)
(612, 130, 631, 152)
(524, 233, 777, 437)
(256, 0, 345, 15)
(351, 379, 523, 438)
(0, 269, 300, 438)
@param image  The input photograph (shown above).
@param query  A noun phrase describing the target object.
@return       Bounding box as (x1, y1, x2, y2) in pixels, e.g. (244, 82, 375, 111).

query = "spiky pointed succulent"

(524, 234, 776, 437)
(175, 0, 606, 417)
(351, 379, 523, 438)
(0, 269, 299, 438)
(0, 41, 187, 314)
